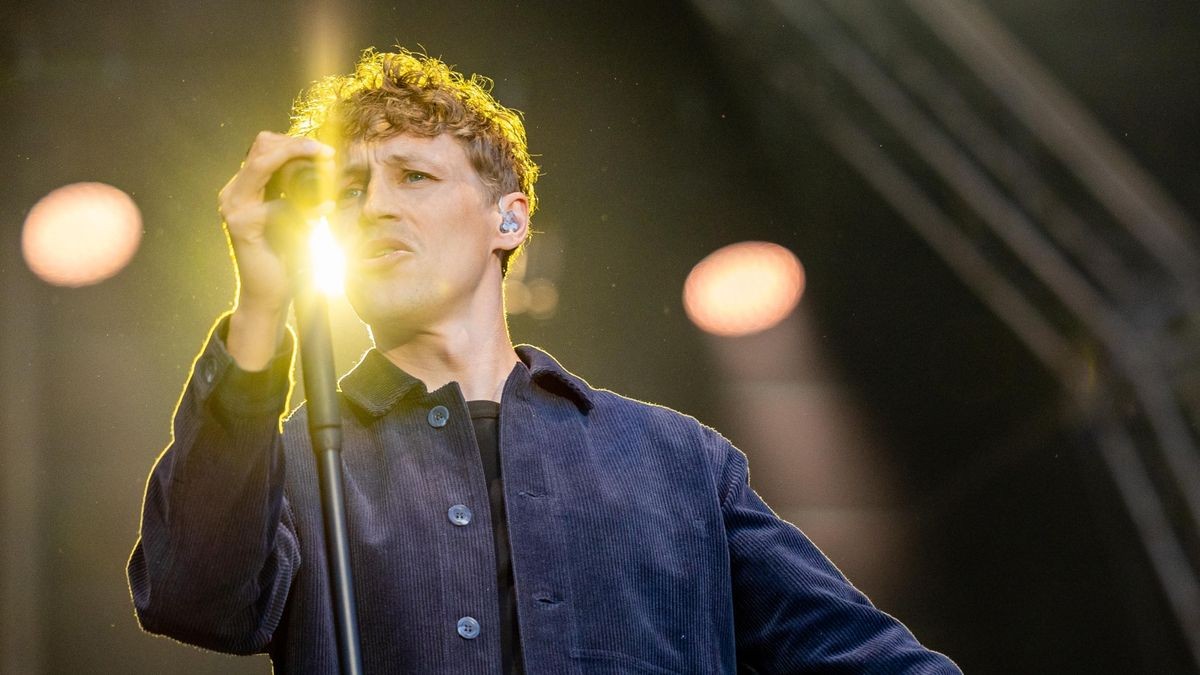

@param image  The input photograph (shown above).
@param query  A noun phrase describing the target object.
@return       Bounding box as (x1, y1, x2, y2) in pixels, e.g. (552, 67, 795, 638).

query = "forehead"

(341, 132, 472, 173)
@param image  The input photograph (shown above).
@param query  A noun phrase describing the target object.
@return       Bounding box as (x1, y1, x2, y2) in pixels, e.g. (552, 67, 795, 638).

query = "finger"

(242, 130, 290, 159)
(222, 200, 298, 242)
(241, 139, 334, 197)
(224, 138, 335, 206)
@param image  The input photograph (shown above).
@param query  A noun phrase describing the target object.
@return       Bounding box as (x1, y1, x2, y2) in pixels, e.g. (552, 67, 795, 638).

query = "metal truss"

(689, 0, 1200, 666)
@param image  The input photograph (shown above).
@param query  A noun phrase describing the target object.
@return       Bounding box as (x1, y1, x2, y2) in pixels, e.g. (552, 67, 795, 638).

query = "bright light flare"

(683, 241, 805, 337)
(308, 216, 345, 296)
(22, 182, 142, 287)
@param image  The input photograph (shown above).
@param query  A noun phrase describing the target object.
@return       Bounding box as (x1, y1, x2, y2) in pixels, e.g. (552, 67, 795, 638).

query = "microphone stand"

(286, 211, 365, 675)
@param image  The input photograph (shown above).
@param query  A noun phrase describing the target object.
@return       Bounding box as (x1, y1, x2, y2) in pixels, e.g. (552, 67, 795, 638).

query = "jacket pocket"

(571, 648, 682, 674)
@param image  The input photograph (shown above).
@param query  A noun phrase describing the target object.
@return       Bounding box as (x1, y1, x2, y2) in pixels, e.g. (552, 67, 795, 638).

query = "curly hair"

(289, 48, 539, 275)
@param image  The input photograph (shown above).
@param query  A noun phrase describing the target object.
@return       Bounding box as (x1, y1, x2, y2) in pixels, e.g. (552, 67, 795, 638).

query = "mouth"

(356, 237, 413, 269)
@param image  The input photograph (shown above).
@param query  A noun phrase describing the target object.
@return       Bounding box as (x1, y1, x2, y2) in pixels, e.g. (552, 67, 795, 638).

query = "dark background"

(1, 1, 1197, 672)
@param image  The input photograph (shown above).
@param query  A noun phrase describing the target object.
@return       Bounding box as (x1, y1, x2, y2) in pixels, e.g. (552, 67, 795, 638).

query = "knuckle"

(247, 131, 282, 157)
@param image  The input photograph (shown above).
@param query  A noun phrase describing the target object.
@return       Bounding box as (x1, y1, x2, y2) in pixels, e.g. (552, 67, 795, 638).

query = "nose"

(360, 175, 404, 228)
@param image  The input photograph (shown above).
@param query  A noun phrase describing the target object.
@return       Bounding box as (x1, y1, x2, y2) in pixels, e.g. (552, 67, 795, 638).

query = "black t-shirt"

(466, 400, 522, 674)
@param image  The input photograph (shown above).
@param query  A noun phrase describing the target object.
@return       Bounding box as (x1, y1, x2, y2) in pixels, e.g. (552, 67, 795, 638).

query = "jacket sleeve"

(127, 314, 302, 655)
(717, 439, 961, 674)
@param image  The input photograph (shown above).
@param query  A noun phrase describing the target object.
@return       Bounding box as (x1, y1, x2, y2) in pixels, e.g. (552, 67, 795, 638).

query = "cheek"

(328, 211, 350, 235)
(330, 213, 357, 243)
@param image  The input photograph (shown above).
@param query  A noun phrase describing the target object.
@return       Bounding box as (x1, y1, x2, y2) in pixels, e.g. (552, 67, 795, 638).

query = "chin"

(346, 284, 433, 333)
(346, 291, 400, 328)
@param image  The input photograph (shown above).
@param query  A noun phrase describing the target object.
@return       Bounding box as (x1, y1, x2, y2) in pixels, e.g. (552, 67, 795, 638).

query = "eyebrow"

(341, 152, 441, 178)
(382, 152, 444, 173)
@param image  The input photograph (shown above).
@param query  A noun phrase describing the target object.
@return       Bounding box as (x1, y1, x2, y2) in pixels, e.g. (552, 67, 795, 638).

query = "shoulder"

(519, 344, 716, 437)
(518, 344, 743, 488)
(281, 402, 308, 436)
(589, 386, 719, 444)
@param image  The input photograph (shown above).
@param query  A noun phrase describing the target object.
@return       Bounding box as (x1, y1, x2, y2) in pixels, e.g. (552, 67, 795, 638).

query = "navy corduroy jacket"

(129, 316, 960, 673)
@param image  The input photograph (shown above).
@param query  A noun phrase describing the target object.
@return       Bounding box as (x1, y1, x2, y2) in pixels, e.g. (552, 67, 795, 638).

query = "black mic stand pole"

(287, 214, 365, 675)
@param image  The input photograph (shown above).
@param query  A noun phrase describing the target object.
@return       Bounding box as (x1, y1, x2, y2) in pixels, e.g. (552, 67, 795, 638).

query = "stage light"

(22, 182, 142, 287)
(506, 279, 532, 315)
(684, 241, 805, 337)
(308, 216, 345, 296)
(527, 279, 559, 319)
(502, 250, 559, 319)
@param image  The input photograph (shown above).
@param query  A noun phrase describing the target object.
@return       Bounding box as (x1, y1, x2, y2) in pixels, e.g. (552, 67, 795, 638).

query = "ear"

(493, 191, 530, 253)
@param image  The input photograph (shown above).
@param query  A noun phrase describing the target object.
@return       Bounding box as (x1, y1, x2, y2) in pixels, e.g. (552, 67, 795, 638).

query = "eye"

(403, 171, 430, 183)
(338, 186, 364, 202)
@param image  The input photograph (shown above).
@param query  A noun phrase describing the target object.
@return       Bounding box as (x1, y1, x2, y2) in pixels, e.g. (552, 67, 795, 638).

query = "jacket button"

(448, 504, 472, 526)
(428, 405, 449, 428)
(198, 356, 216, 384)
(456, 616, 480, 639)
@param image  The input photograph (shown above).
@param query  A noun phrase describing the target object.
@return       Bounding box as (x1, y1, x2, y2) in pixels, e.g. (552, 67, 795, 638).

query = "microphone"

(266, 159, 326, 212)
(262, 159, 332, 261)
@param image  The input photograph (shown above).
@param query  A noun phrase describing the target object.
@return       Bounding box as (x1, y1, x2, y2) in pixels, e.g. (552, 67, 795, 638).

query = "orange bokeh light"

(22, 182, 143, 287)
(683, 241, 805, 337)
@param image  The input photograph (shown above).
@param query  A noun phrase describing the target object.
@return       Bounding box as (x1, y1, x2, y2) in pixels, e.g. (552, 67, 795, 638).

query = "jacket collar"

(514, 344, 595, 413)
(339, 344, 594, 417)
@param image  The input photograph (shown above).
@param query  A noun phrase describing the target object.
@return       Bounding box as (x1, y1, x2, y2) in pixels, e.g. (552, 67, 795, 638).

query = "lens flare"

(308, 216, 345, 296)
(22, 182, 142, 287)
(683, 241, 805, 337)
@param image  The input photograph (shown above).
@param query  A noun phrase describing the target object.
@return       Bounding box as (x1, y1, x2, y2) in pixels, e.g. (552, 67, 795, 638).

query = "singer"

(128, 48, 959, 673)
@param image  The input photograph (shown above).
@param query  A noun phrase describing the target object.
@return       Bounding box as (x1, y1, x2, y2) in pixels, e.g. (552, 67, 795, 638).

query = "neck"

(371, 286, 518, 403)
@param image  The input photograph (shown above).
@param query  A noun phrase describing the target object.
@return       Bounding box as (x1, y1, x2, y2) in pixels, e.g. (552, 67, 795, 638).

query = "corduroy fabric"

(128, 314, 960, 674)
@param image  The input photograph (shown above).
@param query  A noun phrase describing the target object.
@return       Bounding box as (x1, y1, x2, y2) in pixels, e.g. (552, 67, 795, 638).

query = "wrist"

(228, 302, 290, 372)
(234, 291, 290, 322)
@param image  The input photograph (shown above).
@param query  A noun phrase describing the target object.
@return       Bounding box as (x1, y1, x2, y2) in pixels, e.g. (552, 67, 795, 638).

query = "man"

(129, 48, 960, 673)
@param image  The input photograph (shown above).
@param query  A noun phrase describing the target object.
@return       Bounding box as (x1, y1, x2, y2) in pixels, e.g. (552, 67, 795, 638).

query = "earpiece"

(498, 198, 520, 234)
(500, 211, 520, 234)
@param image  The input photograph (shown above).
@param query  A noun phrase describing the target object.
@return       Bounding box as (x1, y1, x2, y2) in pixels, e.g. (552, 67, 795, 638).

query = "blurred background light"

(504, 246, 560, 319)
(683, 240, 805, 337)
(526, 278, 559, 319)
(21, 182, 142, 287)
(506, 279, 532, 314)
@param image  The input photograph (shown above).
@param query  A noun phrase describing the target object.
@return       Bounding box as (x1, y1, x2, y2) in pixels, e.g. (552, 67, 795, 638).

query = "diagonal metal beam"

(906, 0, 1200, 300)
(777, 71, 1079, 384)
(768, 0, 1200, 534)
(824, 0, 1148, 313)
(690, 1, 1200, 666)
(774, 63, 1200, 669)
